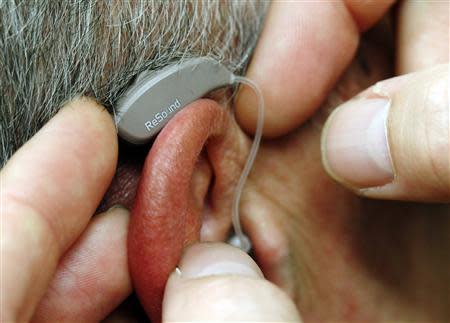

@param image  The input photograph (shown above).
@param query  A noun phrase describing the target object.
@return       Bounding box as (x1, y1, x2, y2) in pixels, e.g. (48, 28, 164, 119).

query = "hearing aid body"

(115, 57, 234, 145)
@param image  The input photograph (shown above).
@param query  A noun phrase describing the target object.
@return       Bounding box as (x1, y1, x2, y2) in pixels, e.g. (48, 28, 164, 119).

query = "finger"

(397, 0, 449, 74)
(345, 0, 396, 31)
(236, 0, 395, 137)
(1, 97, 118, 322)
(163, 243, 301, 322)
(32, 206, 131, 323)
(321, 64, 449, 202)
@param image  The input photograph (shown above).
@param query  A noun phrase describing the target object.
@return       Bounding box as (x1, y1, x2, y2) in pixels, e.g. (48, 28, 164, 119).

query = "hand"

(162, 242, 301, 322)
(234, 1, 449, 321)
(1, 98, 131, 322)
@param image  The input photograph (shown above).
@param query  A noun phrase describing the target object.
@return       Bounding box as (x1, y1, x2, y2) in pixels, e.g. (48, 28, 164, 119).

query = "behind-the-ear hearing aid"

(115, 57, 265, 253)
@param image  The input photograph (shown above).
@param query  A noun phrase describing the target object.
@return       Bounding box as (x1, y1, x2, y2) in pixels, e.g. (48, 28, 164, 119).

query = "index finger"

(236, 0, 395, 137)
(1, 97, 118, 322)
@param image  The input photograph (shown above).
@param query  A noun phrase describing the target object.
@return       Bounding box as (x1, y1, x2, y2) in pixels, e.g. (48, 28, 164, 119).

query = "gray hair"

(0, 0, 269, 167)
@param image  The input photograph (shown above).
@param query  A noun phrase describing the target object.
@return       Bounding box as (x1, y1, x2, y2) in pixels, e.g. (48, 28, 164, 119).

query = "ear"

(127, 99, 251, 321)
(196, 110, 251, 242)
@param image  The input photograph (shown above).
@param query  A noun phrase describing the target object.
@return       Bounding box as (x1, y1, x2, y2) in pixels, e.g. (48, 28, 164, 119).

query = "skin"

(1, 1, 448, 322)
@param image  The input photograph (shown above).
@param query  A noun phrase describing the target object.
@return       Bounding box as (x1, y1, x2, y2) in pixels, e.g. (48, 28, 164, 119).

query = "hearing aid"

(115, 57, 265, 253)
(115, 57, 236, 145)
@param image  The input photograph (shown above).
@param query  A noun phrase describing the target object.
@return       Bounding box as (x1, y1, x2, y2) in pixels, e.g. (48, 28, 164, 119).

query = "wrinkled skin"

(102, 23, 449, 322)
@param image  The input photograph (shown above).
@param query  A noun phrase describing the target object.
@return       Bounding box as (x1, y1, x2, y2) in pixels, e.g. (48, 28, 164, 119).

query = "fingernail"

(107, 204, 128, 211)
(178, 242, 263, 279)
(322, 98, 393, 188)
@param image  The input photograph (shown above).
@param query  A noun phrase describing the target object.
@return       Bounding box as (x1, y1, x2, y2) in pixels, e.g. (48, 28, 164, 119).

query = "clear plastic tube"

(228, 75, 264, 253)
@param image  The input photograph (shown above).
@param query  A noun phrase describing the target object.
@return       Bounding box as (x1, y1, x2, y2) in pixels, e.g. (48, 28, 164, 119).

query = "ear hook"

(115, 57, 264, 253)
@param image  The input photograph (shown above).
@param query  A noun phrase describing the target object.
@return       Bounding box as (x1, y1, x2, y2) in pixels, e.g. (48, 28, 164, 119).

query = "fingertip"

(62, 96, 114, 133)
(62, 97, 118, 172)
(344, 0, 396, 31)
(236, 86, 293, 138)
(104, 204, 130, 218)
(322, 65, 450, 202)
(163, 242, 301, 322)
(177, 242, 263, 279)
(321, 98, 393, 189)
(235, 1, 359, 138)
(100, 205, 130, 234)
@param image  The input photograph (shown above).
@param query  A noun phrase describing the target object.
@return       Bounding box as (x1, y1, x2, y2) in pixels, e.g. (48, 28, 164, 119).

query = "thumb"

(321, 64, 449, 202)
(162, 242, 301, 322)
